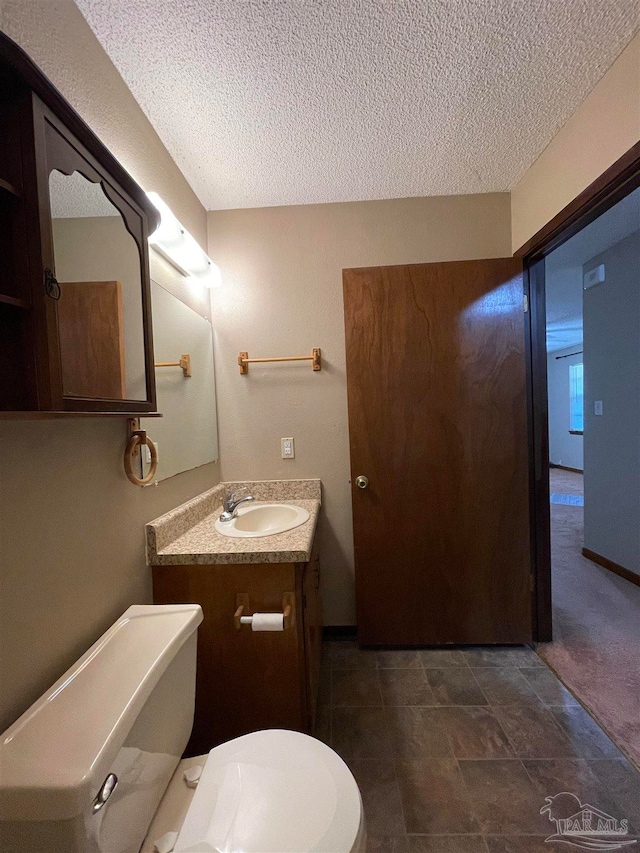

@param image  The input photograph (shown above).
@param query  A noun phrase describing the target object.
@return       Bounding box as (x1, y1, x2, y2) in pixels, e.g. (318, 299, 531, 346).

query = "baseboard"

(582, 547, 640, 588)
(550, 463, 584, 474)
(322, 625, 357, 640)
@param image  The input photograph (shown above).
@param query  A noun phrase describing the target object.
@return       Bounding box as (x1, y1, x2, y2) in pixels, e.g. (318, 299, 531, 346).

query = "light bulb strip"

(146, 192, 221, 288)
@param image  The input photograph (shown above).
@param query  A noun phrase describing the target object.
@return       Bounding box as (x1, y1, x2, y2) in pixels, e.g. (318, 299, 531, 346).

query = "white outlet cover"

(281, 437, 295, 459)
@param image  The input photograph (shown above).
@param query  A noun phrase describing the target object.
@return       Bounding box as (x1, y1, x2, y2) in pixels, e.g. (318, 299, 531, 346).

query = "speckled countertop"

(146, 479, 321, 565)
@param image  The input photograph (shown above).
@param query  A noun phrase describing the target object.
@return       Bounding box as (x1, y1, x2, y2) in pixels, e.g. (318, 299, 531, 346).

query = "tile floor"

(314, 642, 640, 852)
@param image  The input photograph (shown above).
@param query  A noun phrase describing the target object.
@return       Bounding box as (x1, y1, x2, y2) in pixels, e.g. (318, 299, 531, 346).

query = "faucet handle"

(223, 487, 249, 511)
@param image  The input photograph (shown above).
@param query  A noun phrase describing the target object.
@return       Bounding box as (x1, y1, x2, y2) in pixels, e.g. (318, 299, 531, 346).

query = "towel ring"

(124, 425, 158, 486)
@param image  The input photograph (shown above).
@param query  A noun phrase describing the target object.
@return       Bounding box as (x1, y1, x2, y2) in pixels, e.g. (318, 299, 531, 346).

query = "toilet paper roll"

(251, 612, 284, 632)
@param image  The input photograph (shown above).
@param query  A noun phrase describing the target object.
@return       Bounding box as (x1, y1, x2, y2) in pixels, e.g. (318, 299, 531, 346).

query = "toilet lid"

(174, 730, 362, 853)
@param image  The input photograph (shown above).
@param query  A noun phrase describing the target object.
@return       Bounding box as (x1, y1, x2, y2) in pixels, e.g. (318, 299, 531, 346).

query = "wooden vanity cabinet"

(152, 550, 323, 756)
(0, 33, 159, 415)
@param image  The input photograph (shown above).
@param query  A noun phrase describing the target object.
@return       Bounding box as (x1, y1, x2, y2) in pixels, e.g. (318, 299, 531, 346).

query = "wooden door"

(343, 259, 531, 646)
(57, 280, 126, 399)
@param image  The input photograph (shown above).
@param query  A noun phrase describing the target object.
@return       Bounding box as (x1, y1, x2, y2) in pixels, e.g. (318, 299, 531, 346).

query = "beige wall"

(208, 194, 512, 624)
(0, 1, 219, 731)
(511, 32, 640, 253)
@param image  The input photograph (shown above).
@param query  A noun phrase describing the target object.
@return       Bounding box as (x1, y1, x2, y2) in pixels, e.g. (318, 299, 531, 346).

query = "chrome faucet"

(219, 487, 254, 522)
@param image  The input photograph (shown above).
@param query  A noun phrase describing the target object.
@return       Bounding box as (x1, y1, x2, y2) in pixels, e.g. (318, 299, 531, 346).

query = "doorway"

(524, 146, 640, 766)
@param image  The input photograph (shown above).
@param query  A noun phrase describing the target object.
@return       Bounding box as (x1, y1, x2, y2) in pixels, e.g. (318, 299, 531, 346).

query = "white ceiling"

(545, 187, 640, 351)
(74, 0, 639, 211)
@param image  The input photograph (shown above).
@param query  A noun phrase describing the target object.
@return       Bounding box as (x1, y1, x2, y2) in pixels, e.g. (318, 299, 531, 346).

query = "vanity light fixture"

(146, 192, 221, 288)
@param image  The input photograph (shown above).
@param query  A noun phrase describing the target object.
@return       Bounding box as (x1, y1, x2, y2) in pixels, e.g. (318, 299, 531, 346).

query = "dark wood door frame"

(518, 140, 640, 643)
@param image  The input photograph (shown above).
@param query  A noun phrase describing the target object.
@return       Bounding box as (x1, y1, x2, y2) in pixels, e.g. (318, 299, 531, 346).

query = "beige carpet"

(538, 469, 640, 768)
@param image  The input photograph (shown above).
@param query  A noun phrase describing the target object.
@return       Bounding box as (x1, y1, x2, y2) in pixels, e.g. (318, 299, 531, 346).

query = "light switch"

(594, 401, 603, 416)
(281, 437, 295, 459)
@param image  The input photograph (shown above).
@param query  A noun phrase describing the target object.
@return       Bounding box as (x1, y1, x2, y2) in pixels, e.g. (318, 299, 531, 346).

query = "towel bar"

(238, 348, 320, 374)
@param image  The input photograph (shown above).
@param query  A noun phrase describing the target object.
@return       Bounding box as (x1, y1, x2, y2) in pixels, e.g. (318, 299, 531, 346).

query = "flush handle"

(355, 475, 369, 489)
(92, 773, 118, 814)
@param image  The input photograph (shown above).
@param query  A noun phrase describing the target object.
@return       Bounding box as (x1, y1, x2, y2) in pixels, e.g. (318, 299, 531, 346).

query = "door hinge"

(523, 293, 529, 313)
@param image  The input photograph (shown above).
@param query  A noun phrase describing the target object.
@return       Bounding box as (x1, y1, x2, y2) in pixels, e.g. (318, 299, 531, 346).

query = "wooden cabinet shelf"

(0, 178, 19, 197)
(0, 410, 162, 419)
(0, 293, 29, 309)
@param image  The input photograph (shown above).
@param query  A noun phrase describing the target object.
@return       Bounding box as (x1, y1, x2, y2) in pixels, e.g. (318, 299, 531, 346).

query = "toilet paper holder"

(234, 592, 295, 630)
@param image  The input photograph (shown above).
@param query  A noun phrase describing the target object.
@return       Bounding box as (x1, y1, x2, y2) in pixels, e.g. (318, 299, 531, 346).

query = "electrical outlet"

(594, 401, 603, 416)
(281, 437, 295, 459)
(143, 442, 158, 466)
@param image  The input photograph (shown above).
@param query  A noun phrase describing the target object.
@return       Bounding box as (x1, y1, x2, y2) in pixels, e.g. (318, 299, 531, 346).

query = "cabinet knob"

(355, 475, 369, 490)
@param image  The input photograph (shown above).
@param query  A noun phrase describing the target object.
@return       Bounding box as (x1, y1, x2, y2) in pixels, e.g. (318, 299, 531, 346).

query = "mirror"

(140, 282, 218, 481)
(49, 170, 148, 401)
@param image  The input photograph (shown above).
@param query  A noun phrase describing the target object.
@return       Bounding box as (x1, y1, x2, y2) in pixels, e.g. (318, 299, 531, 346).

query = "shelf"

(0, 411, 163, 420)
(0, 293, 30, 310)
(0, 178, 19, 198)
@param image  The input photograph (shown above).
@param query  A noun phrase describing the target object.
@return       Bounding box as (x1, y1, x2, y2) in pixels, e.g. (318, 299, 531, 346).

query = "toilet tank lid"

(0, 604, 203, 822)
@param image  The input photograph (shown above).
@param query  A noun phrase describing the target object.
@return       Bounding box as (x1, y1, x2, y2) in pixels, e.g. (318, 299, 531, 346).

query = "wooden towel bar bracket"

(238, 348, 321, 374)
(155, 353, 191, 377)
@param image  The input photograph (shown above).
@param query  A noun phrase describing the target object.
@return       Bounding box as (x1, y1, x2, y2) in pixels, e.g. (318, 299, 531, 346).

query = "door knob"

(355, 475, 369, 489)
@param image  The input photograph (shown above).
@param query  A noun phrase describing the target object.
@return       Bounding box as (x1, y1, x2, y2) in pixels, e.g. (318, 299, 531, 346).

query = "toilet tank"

(0, 604, 203, 853)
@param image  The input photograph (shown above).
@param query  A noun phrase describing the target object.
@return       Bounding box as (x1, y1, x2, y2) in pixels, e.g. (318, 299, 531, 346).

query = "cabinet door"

(31, 95, 157, 411)
(303, 551, 323, 728)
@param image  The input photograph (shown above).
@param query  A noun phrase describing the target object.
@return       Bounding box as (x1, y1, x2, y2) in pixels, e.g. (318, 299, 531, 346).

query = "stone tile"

(349, 760, 405, 836)
(367, 837, 409, 853)
(379, 669, 435, 706)
(588, 759, 640, 831)
(483, 838, 551, 853)
(419, 649, 468, 668)
(523, 759, 637, 834)
(437, 706, 515, 759)
(396, 758, 479, 834)
(425, 669, 488, 706)
(332, 707, 393, 761)
(409, 836, 488, 852)
(377, 650, 422, 669)
(386, 707, 452, 759)
(549, 706, 622, 759)
(493, 703, 578, 759)
(318, 667, 331, 706)
(471, 669, 539, 706)
(519, 668, 579, 707)
(332, 669, 382, 706)
(463, 648, 544, 668)
(313, 704, 331, 745)
(459, 760, 550, 835)
(330, 640, 378, 669)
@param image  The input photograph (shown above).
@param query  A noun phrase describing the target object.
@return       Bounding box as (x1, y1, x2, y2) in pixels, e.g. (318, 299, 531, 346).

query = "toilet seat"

(172, 729, 364, 853)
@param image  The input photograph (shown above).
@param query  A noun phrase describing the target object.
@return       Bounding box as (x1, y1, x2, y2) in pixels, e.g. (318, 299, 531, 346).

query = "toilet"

(0, 605, 365, 853)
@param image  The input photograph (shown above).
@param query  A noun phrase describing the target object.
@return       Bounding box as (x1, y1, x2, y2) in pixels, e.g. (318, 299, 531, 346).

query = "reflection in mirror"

(49, 170, 147, 401)
(140, 282, 218, 482)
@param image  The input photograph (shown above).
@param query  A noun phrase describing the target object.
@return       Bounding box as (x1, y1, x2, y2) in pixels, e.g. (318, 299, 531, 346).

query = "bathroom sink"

(214, 503, 310, 538)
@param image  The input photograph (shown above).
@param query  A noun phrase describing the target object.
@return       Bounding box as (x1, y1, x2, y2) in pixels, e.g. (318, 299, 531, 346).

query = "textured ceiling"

(75, 0, 639, 211)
